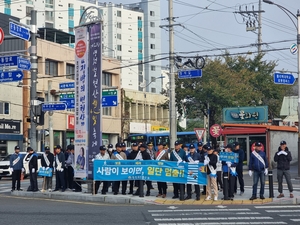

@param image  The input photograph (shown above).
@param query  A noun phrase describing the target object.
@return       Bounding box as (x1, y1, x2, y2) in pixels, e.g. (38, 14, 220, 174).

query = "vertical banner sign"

(74, 26, 89, 178)
(87, 23, 102, 179)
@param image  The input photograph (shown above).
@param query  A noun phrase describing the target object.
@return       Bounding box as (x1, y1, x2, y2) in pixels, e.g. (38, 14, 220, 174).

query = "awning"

(222, 128, 266, 135)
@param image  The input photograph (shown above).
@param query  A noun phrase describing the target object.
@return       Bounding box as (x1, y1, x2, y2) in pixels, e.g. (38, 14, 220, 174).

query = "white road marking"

(157, 222, 286, 225)
(152, 212, 260, 217)
(148, 209, 251, 213)
(154, 217, 273, 222)
(255, 205, 300, 209)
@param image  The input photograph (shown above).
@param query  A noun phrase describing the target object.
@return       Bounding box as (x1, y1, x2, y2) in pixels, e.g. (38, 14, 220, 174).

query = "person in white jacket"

(214, 149, 223, 192)
(93, 145, 110, 194)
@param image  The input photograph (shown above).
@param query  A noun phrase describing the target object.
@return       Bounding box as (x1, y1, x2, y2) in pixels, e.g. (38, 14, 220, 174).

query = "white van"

(0, 152, 44, 179)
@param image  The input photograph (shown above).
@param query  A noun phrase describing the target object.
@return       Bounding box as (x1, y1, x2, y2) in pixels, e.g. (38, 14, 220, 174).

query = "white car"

(0, 152, 44, 179)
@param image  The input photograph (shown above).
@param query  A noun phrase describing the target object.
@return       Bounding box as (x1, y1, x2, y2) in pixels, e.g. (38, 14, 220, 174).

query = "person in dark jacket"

(53, 145, 66, 192)
(10, 146, 24, 192)
(199, 144, 208, 195)
(41, 146, 54, 191)
(170, 141, 186, 199)
(185, 144, 201, 200)
(204, 146, 218, 201)
(27, 147, 38, 192)
(155, 142, 169, 198)
(248, 142, 268, 200)
(274, 140, 293, 198)
(127, 142, 139, 195)
(233, 142, 245, 195)
(222, 144, 238, 200)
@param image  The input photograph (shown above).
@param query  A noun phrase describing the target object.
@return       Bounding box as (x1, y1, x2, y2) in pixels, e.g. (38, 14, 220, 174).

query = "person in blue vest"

(185, 144, 201, 200)
(170, 141, 186, 199)
(233, 142, 245, 195)
(10, 146, 24, 192)
(249, 142, 269, 200)
(27, 147, 39, 192)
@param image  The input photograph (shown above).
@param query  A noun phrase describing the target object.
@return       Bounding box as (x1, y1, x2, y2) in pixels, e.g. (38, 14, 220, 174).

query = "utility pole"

(235, 0, 264, 53)
(48, 80, 54, 152)
(30, 10, 38, 150)
(168, 0, 177, 151)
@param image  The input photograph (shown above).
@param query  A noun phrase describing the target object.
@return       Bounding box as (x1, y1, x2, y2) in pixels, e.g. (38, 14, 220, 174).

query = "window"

(150, 33, 155, 38)
(151, 88, 156, 93)
(68, 3, 74, 8)
(80, 6, 85, 10)
(150, 22, 155, 27)
(26, 0, 34, 4)
(117, 45, 122, 51)
(151, 76, 156, 82)
(138, 16, 142, 21)
(45, 22, 53, 28)
(151, 66, 156, 71)
(103, 107, 112, 116)
(150, 44, 155, 49)
(66, 64, 75, 79)
(138, 27, 142, 32)
(0, 102, 9, 115)
(117, 22, 122, 29)
(117, 33, 121, 40)
(45, 0, 54, 8)
(117, 56, 122, 61)
(150, 55, 156, 60)
(150, 11, 155, 16)
(45, 59, 58, 76)
(69, 15, 74, 20)
(45, 11, 54, 21)
(102, 72, 112, 86)
(26, 19, 31, 25)
(139, 75, 143, 83)
(117, 10, 121, 17)
(26, 6, 33, 17)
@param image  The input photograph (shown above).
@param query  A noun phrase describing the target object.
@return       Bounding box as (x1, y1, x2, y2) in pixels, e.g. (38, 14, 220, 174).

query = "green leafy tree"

(175, 54, 291, 147)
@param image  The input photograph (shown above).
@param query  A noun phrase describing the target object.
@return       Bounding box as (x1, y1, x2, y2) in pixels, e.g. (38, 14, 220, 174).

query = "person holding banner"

(221, 144, 237, 200)
(233, 142, 245, 196)
(111, 143, 127, 195)
(199, 144, 208, 195)
(41, 146, 54, 192)
(185, 144, 201, 200)
(93, 145, 110, 195)
(127, 142, 139, 195)
(155, 142, 169, 198)
(204, 146, 218, 201)
(170, 141, 186, 199)
(53, 145, 66, 192)
(27, 147, 39, 192)
(249, 142, 269, 200)
(10, 146, 24, 192)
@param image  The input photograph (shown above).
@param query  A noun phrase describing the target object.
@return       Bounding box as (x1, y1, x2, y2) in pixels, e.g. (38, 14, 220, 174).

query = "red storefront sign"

(67, 115, 75, 130)
(209, 124, 222, 138)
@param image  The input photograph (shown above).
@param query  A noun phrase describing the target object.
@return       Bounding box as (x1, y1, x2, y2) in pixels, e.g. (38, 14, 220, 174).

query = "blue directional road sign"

(42, 103, 67, 111)
(60, 93, 75, 109)
(178, 69, 202, 79)
(59, 82, 75, 89)
(0, 70, 24, 83)
(9, 22, 30, 41)
(17, 58, 31, 71)
(0, 55, 18, 67)
(273, 73, 295, 85)
(102, 96, 118, 107)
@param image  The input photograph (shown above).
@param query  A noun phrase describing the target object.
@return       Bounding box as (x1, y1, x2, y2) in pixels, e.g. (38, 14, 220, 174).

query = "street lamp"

(263, 0, 300, 176)
(140, 76, 165, 133)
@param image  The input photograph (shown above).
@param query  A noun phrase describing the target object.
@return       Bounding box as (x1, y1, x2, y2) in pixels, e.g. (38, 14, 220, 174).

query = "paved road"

(0, 195, 300, 225)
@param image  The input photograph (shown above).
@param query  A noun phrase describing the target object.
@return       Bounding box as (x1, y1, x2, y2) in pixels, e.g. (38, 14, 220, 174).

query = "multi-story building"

(1, 0, 162, 94)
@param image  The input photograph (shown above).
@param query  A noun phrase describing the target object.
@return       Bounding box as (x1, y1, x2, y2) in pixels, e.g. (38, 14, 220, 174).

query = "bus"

(127, 131, 199, 149)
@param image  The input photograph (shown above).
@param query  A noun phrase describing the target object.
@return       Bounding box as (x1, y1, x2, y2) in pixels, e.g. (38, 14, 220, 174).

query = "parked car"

(0, 152, 44, 179)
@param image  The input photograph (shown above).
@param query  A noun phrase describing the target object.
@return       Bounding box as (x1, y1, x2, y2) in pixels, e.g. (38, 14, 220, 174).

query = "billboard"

(222, 106, 268, 124)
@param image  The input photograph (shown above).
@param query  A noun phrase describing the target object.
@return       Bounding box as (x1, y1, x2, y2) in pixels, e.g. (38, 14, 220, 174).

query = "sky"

(109, 0, 299, 76)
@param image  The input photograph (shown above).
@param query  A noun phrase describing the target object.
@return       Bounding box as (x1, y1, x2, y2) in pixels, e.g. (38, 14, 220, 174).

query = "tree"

(174, 54, 292, 147)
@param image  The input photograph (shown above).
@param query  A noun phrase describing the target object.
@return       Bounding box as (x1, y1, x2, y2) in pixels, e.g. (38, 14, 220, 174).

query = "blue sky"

(109, 0, 299, 75)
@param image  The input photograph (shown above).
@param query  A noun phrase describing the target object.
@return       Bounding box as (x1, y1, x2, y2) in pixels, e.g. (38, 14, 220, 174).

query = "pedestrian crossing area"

(148, 205, 300, 225)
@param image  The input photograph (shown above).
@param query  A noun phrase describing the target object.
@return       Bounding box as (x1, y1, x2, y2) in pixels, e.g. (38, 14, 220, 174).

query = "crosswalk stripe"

(148, 209, 251, 213)
(266, 210, 300, 213)
(291, 219, 300, 222)
(255, 205, 300, 209)
(154, 217, 273, 222)
(152, 212, 260, 217)
(157, 222, 287, 225)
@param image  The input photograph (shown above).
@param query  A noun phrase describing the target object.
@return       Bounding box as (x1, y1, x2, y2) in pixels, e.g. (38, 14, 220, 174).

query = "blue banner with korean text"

(93, 160, 207, 185)
(87, 23, 102, 179)
(219, 152, 239, 163)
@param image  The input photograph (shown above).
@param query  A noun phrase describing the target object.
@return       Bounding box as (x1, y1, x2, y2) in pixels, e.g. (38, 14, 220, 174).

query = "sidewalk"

(11, 183, 300, 205)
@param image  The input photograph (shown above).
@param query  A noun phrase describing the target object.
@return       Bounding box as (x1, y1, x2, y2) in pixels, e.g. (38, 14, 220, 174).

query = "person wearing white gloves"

(9, 146, 24, 192)
(53, 145, 66, 192)
(248, 142, 269, 200)
(27, 147, 39, 192)
(41, 146, 55, 192)
(274, 140, 293, 198)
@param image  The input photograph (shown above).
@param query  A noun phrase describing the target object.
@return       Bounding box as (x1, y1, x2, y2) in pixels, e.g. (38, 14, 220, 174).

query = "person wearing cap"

(111, 143, 127, 195)
(182, 144, 189, 155)
(155, 142, 169, 198)
(185, 144, 201, 200)
(197, 142, 203, 154)
(274, 140, 293, 198)
(199, 144, 208, 195)
(221, 144, 237, 200)
(204, 146, 218, 201)
(213, 149, 223, 192)
(94, 145, 110, 195)
(233, 142, 245, 196)
(41, 146, 54, 192)
(27, 147, 39, 192)
(146, 142, 156, 160)
(127, 142, 140, 195)
(107, 143, 114, 157)
(248, 142, 269, 200)
(10, 146, 24, 192)
(53, 145, 66, 192)
(121, 142, 130, 157)
(170, 141, 186, 199)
